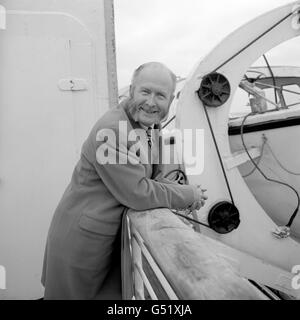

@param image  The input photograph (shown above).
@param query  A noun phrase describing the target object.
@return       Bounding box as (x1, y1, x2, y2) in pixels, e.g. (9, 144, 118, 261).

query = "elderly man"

(41, 62, 206, 300)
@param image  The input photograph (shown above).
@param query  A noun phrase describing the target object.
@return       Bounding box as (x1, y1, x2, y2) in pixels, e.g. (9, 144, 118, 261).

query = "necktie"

(146, 127, 152, 148)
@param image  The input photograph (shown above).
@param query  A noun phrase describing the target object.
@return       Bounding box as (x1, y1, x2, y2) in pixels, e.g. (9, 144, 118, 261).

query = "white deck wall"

(0, 0, 117, 299)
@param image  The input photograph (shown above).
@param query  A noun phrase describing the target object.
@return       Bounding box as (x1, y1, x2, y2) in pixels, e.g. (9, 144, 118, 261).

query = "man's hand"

(189, 186, 208, 211)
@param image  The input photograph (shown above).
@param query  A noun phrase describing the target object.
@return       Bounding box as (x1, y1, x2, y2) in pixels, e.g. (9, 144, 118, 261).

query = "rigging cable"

(162, 115, 176, 129)
(212, 10, 295, 73)
(262, 54, 278, 104)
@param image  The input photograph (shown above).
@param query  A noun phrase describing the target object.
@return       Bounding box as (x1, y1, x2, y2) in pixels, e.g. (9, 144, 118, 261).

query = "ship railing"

(123, 208, 267, 300)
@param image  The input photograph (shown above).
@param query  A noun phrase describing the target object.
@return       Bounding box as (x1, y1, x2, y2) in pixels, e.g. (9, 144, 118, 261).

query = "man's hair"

(131, 62, 177, 94)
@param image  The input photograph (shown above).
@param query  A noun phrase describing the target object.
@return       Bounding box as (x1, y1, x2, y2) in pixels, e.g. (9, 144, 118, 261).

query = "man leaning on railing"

(41, 62, 207, 300)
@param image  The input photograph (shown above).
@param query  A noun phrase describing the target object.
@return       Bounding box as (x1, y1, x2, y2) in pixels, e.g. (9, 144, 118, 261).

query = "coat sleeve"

(92, 129, 197, 211)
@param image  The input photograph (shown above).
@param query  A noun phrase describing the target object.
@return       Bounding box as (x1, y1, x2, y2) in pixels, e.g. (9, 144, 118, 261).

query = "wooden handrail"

(127, 208, 267, 300)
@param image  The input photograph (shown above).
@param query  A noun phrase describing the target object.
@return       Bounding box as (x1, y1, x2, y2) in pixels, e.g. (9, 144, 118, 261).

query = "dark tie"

(146, 127, 152, 148)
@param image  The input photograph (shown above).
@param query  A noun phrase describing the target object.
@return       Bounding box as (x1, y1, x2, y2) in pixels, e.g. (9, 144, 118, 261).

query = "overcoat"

(41, 99, 197, 299)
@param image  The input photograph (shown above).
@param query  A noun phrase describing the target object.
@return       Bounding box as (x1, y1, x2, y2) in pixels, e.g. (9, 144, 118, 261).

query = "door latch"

(58, 78, 88, 91)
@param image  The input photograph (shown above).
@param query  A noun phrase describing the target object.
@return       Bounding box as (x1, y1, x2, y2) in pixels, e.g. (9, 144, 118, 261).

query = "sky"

(114, 0, 299, 90)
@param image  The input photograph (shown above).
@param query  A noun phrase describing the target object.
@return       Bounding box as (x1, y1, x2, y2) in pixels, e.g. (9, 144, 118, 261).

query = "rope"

(171, 210, 211, 229)
(203, 105, 236, 205)
(240, 112, 300, 228)
(266, 141, 300, 176)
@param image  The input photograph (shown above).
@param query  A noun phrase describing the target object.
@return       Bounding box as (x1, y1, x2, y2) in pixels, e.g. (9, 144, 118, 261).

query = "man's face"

(129, 66, 174, 127)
